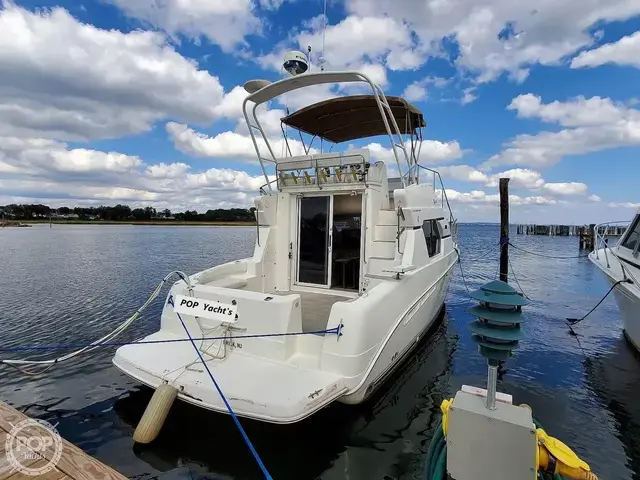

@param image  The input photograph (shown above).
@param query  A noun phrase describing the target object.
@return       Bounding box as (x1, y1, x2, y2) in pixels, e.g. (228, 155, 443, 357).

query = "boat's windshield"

(621, 215, 640, 253)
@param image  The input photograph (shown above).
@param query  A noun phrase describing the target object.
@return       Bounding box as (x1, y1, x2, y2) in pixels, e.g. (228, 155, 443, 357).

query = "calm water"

(0, 224, 638, 479)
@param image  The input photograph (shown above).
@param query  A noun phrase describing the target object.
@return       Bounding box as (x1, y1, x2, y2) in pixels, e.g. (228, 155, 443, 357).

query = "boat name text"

(173, 294, 238, 323)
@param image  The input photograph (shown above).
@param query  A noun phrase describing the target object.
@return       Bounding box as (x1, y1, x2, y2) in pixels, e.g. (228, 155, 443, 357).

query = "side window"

(621, 216, 640, 252)
(422, 220, 441, 257)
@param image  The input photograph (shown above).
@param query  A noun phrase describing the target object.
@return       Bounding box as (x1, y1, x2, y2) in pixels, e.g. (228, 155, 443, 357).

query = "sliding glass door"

(297, 196, 332, 286)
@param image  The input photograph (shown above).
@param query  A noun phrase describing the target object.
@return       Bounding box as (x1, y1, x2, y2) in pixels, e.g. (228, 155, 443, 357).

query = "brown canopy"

(281, 95, 425, 143)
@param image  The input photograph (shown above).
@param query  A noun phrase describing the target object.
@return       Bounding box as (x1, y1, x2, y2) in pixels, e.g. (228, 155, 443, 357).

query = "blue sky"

(0, 0, 639, 223)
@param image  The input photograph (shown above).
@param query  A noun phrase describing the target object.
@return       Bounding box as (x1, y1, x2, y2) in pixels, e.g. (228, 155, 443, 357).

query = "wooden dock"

(516, 223, 628, 250)
(516, 224, 582, 236)
(0, 401, 126, 480)
(516, 223, 627, 237)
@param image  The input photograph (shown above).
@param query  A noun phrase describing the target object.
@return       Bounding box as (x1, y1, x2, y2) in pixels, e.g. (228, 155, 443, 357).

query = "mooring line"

(0, 327, 341, 353)
(175, 312, 273, 480)
(567, 278, 633, 325)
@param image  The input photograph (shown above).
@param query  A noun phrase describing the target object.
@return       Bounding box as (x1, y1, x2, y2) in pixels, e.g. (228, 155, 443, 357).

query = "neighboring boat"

(113, 68, 458, 424)
(590, 211, 640, 350)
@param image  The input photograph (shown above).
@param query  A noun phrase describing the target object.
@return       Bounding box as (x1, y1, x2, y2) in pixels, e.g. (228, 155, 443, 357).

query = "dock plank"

(4, 459, 69, 480)
(0, 402, 126, 480)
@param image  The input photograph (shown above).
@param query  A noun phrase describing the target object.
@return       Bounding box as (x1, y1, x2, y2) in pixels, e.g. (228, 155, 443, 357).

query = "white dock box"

(447, 391, 537, 480)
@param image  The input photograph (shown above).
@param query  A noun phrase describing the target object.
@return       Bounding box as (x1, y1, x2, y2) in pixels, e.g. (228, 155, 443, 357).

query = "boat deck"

(0, 401, 126, 480)
(270, 290, 352, 332)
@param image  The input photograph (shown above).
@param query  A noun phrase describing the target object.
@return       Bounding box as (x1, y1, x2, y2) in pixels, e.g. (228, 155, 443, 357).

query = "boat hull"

(113, 334, 348, 424)
(339, 265, 453, 404)
(613, 282, 640, 351)
(590, 250, 640, 352)
(112, 254, 456, 423)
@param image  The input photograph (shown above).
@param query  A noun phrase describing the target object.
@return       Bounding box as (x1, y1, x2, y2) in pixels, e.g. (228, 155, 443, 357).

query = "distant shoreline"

(16, 220, 256, 227)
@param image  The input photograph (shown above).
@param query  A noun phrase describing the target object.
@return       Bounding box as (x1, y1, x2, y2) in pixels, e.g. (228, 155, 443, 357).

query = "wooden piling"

(499, 178, 509, 283)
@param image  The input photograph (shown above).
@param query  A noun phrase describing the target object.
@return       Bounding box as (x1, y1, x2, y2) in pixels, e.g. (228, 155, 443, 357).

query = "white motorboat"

(113, 68, 459, 424)
(590, 210, 640, 350)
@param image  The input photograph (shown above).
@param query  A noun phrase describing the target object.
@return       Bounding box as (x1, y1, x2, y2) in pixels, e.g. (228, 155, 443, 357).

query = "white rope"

(3, 271, 192, 374)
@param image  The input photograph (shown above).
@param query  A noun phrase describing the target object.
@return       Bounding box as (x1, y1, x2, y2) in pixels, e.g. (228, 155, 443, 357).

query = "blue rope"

(0, 327, 341, 352)
(175, 312, 272, 479)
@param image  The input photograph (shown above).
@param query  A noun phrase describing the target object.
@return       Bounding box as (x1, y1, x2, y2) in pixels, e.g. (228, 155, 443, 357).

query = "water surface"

(0, 224, 637, 479)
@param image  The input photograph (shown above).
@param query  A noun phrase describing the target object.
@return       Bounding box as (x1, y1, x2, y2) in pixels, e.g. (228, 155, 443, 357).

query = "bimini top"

(281, 95, 426, 143)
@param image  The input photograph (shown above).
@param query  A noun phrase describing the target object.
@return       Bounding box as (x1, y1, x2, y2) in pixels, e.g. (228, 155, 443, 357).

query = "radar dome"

(283, 51, 309, 76)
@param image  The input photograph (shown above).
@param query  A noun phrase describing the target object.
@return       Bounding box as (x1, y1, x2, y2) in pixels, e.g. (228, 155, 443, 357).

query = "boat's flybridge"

(113, 70, 459, 424)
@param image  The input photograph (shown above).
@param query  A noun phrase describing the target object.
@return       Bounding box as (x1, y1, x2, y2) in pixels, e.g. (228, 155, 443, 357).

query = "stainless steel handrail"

(259, 178, 278, 195)
(593, 220, 633, 280)
(242, 71, 415, 194)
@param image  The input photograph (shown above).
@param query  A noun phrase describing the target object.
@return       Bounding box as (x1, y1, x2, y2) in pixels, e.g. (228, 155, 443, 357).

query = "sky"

(0, 0, 639, 223)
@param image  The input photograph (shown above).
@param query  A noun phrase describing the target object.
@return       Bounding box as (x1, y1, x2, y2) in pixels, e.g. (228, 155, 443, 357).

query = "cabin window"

(621, 216, 640, 252)
(422, 220, 441, 257)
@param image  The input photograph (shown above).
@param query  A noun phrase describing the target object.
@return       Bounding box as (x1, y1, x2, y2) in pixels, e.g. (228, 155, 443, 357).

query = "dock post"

(589, 223, 596, 250)
(499, 178, 509, 283)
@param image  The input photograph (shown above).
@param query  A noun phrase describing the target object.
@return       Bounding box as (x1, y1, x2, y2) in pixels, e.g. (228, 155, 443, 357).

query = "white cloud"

(0, 134, 266, 210)
(442, 188, 557, 206)
(0, 136, 142, 175)
(486, 94, 640, 169)
(258, 14, 423, 98)
(0, 4, 226, 141)
(461, 88, 477, 105)
(365, 140, 463, 166)
(167, 123, 257, 160)
(296, 15, 420, 73)
(438, 165, 592, 199)
(402, 76, 451, 102)
(486, 168, 545, 190)
(402, 82, 428, 102)
(214, 86, 252, 121)
(355, 63, 388, 87)
(508, 94, 640, 127)
(421, 140, 464, 163)
(166, 122, 310, 161)
(438, 165, 546, 190)
(278, 84, 337, 112)
(437, 165, 489, 183)
(588, 194, 602, 202)
(0, 178, 161, 202)
(344, 0, 640, 84)
(571, 31, 640, 69)
(106, 0, 262, 51)
(607, 202, 640, 209)
(542, 182, 588, 196)
(145, 163, 191, 179)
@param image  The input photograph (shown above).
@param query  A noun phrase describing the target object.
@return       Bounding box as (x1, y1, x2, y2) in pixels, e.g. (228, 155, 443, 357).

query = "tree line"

(0, 204, 256, 222)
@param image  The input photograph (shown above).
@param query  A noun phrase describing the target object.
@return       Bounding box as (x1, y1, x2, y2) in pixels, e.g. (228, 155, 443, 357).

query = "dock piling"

(499, 178, 509, 283)
(516, 222, 626, 250)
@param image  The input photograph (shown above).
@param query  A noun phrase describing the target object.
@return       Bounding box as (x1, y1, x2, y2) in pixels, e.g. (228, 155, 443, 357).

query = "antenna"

(320, 0, 327, 71)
